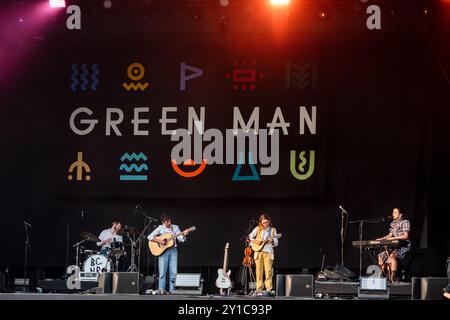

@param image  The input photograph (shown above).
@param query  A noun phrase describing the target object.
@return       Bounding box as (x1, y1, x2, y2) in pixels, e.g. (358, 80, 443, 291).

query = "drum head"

(110, 241, 125, 259)
(83, 254, 111, 273)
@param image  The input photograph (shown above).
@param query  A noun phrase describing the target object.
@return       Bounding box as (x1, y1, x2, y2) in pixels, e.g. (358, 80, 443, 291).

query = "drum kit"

(77, 227, 138, 273)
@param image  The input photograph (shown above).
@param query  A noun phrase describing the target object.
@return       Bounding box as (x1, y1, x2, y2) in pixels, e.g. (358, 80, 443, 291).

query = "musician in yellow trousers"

(249, 214, 279, 294)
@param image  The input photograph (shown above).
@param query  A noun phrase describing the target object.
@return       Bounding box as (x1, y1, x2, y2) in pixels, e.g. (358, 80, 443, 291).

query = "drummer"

(97, 219, 123, 257)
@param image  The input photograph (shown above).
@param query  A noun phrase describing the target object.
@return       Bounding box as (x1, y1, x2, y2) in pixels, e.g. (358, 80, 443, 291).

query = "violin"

(242, 239, 253, 267)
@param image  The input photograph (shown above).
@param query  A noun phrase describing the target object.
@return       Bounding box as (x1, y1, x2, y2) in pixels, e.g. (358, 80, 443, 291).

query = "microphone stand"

(65, 211, 83, 274)
(72, 239, 87, 268)
(339, 207, 348, 267)
(349, 217, 384, 278)
(22, 222, 31, 291)
(240, 219, 257, 295)
(134, 206, 159, 281)
(128, 218, 153, 273)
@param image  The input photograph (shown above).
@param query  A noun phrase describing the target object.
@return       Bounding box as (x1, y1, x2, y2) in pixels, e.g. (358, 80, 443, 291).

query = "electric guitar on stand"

(215, 243, 232, 295)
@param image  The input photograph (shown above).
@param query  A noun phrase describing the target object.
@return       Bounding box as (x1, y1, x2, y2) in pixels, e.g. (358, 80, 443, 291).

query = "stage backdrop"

(1, 3, 449, 273)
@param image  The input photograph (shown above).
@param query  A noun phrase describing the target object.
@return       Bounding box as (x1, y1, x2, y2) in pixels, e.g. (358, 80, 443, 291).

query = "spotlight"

(49, 0, 66, 8)
(421, 7, 430, 16)
(103, 0, 112, 10)
(317, 9, 329, 20)
(220, 0, 229, 7)
(270, 0, 290, 6)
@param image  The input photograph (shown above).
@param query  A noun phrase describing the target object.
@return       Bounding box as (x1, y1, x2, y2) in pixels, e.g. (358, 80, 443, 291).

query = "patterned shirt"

(389, 219, 411, 249)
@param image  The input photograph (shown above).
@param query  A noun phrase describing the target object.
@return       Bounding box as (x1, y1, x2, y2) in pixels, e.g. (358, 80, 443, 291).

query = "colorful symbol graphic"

(290, 150, 315, 180)
(119, 152, 149, 181)
(68, 152, 91, 181)
(180, 62, 203, 91)
(232, 152, 260, 181)
(171, 159, 207, 178)
(285, 61, 318, 91)
(70, 63, 100, 92)
(224, 61, 264, 91)
(122, 63, 149, 91)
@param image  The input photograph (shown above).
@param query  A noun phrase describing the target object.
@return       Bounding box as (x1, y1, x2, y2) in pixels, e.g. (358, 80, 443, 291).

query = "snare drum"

(83, 254, 112, 273)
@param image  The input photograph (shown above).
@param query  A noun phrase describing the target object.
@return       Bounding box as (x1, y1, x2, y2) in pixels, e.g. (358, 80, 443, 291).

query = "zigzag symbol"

(120, 152, 148, 162)
(122, 82, 149, 91)
(70, 64, 79, 91)
(90, 63, 99, 91)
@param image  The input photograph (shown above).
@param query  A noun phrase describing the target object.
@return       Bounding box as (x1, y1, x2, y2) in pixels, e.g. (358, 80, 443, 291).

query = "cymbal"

(80, 231, 100, 242)
(117, 226, 135, 235)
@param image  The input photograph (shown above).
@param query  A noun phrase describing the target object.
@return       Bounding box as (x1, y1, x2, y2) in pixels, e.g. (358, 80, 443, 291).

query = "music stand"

(349, 217, 384, 278)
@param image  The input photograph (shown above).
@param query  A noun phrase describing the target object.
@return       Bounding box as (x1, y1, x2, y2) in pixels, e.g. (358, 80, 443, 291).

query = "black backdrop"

(0, 1, 449, 275)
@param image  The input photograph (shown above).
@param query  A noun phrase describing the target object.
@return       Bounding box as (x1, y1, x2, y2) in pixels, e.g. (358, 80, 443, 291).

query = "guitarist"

(147, 214, 190, 293)
(248, 214, 279, 294)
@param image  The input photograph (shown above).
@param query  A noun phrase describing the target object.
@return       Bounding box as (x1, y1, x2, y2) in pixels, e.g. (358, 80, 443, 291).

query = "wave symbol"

(120, 152, 148, 162)
(119, 163, 148, 173)
(91, 63, 99, 91)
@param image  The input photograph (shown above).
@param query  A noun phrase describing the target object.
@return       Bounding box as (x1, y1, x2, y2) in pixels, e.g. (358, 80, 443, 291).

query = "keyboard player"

(376, 208, 411, 282)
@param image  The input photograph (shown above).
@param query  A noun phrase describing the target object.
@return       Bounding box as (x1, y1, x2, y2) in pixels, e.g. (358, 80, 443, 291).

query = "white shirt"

(96, 228, 123, 250)
(147, 224, 186, 247)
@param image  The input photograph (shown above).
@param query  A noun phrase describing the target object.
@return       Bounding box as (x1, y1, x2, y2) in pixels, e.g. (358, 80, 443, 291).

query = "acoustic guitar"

(251, 233, 282, 252)
(215, 243, 232, 292)
(148, 226, 196, 256)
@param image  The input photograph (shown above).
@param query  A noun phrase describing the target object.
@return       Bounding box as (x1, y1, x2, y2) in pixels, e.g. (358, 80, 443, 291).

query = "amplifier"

(275, 274, 285, 296)
(412, 277, 448, 300)
(285, 274, 314, 297)
(99, 272, 143, 294)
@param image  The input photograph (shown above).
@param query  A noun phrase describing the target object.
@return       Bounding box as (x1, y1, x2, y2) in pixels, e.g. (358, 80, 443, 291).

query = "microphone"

(81, 210, 84, 220)
(22, 221, 32, 227)
(339, 205, 348, 215)
(386, 215, 393, 220)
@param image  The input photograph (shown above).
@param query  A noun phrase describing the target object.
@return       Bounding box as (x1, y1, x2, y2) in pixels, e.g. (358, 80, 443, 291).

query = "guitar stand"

(220, 288, 231, 296)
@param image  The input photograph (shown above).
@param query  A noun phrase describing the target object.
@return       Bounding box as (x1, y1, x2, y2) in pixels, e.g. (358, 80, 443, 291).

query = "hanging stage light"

(49, 0, 66, 8)
(270, 0, 290, 6)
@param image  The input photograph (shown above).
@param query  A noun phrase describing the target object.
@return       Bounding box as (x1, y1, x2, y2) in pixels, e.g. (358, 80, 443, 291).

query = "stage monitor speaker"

(275, 274, 285, 296)
(285, 274, 314, 297)
(412, 277, 448, 300)
(99, 272, 143, 294)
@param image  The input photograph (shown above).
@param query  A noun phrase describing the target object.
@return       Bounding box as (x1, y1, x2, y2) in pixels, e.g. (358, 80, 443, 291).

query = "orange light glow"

(270, 0, 290, 6)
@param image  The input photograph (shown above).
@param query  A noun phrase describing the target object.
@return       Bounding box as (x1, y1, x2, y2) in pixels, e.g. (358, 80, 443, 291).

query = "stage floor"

(0, 281, 412, 300)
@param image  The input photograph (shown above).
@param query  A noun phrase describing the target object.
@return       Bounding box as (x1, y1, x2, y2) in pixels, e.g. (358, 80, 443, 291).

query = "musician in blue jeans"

(147, 214, 190, 293)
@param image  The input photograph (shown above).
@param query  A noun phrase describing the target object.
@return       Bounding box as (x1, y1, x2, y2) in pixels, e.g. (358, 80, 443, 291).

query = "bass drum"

(83, 254, 112, 273)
